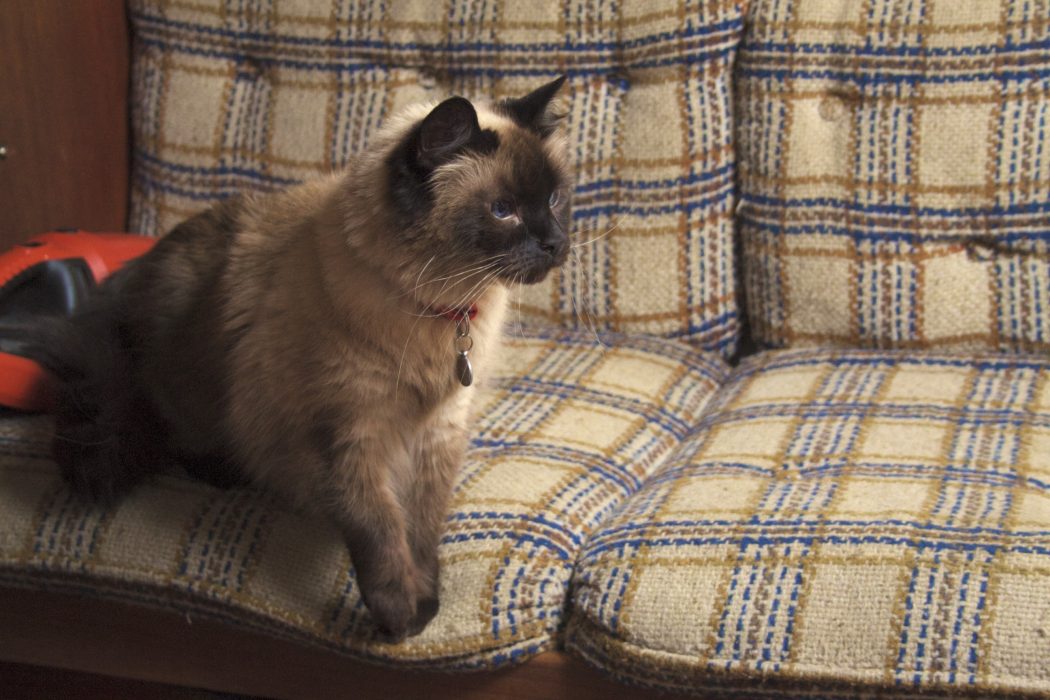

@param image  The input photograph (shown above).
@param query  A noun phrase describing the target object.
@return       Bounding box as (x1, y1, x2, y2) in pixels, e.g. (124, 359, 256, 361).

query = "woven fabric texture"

(566, 348, 1050, 697)
(126, 0, 744, 353)
(738, 0, 1050, 353)
(0, 330, 726, 669)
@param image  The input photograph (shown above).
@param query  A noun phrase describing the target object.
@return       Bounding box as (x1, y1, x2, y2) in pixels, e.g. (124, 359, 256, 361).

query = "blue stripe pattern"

(736, 0, 1050, 354)
(568, 346, 1050, 696)
(125, 0, 745, 354)
(0, 328, 729, 671)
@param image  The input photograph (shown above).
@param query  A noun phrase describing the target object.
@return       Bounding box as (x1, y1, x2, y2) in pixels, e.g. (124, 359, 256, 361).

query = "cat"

(33, 76, 571, 642)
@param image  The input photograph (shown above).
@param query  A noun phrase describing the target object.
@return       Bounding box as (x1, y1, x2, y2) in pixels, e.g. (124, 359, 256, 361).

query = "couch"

(2, 0, 1048, 697)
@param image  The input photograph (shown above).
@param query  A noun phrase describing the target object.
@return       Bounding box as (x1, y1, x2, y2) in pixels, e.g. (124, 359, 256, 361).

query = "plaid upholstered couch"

(2, 0, 1049, 697)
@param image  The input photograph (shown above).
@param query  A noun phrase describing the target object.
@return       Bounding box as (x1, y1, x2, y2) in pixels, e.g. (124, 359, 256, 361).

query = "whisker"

(387, 254, 437, 302)
(515, 274, 527, 341)
(394, 309, 426, 399)
(421, 255, 506, 288)
(390, 254, 507, 302)
(403, 264, 502, 320)
(411, 254, 437, 296)
(406, 260, 507, 318)
(453, 267, 503, 312)
(449, 266, 502, 309)
(570, 247, 607, 350)
(396, 267, 503, 395)
(572, 220, 620, 249)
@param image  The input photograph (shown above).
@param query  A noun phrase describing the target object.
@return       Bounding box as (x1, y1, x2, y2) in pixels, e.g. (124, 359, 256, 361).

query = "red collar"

(429, 304, 478, 323)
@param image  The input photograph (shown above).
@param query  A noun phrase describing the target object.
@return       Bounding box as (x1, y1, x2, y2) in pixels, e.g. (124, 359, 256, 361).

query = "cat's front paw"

(365, 584, 418, 644)
(54, 423, 132, 505)
(365, 583, 441, 642)
(407, 595, 439, 637)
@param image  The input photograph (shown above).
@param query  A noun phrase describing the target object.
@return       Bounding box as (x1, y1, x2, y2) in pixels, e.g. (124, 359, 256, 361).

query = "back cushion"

(737, 0, 1050, 353)
(128, 0, 744, 355)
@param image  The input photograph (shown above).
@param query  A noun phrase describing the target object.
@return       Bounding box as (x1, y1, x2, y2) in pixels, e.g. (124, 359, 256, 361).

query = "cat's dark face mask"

(460, 132, 571, 285)
(388, 77, 571, 288)
(484, 176, 571, 285)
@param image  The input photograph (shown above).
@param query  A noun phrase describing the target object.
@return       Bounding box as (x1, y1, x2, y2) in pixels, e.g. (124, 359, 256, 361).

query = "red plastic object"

(0, 231, 156, 412)
(0, 231, 155, 290)
(0, 354, 60, 414)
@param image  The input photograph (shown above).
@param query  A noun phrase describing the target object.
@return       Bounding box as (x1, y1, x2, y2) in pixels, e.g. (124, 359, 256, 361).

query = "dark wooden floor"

(0, 660, 240, 700)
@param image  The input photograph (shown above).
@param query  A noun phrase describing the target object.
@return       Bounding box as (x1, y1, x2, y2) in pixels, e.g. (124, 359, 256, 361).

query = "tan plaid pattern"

(738, 0, 1050, 353)
(567, 348, 1050, 697)
(0, 330, 727, 669)
(126, 0, 744, 353)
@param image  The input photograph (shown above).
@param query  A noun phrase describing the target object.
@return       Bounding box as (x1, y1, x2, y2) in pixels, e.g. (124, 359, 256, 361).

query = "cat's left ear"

(417, 96, 483, 170)
(500, 75, 567, 137)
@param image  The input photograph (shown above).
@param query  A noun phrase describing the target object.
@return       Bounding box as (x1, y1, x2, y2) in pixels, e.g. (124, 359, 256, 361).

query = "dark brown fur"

(33, 78, 570, 641)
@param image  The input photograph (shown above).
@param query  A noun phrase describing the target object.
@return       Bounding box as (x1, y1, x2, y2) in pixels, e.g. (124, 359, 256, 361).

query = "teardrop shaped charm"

(456, 352, 474, 387)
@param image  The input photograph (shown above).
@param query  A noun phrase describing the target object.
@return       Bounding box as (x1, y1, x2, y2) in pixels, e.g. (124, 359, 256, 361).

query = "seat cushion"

(737, 0, 1050, 353)
(127, 0, 745, 353)
(0, 329, 726, 669)
(567, 348, 1050, 696)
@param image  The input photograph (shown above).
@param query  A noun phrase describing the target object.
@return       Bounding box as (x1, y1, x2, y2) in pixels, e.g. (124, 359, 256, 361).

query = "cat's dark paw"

(365, 587, 417, 644)
(367, 589, 440, 642)
(407, 595, 439, 637)
(53, 424, 125, 505)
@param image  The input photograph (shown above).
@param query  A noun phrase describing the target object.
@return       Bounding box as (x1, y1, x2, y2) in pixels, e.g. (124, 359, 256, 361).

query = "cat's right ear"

(417, 97, 481, 170)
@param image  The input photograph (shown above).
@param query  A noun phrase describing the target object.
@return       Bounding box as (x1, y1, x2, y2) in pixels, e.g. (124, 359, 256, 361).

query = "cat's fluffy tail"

(28, 291, 163, 504)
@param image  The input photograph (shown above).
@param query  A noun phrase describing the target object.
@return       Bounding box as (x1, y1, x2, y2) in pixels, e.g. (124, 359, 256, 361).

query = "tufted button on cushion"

(126, 0, 747, 353)
(817, 94, 847, 121)
(737, 0, 1050, 353)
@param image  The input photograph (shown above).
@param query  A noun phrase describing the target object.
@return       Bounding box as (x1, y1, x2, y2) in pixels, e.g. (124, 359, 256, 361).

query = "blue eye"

(491, 199, 515, 220)
(549, 189, 561, 207)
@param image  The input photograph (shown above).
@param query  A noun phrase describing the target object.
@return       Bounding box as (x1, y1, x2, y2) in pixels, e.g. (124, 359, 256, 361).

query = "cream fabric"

(738, 0, 1050, 353)
(0, 330, 726, 668)
(127, 0, 744, 352)
(568, 348, 1050, 696)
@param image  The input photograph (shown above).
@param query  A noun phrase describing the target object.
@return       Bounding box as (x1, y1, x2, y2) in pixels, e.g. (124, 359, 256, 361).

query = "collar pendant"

(454, 315, 474, 387)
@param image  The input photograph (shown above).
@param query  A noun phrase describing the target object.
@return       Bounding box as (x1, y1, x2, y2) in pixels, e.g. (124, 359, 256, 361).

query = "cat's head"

(384, 77, 571, 300)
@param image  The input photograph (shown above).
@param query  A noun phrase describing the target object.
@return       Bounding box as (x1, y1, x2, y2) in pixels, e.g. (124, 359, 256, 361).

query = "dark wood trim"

(0, 660, 210, 700)
(0, 587, 689, 700)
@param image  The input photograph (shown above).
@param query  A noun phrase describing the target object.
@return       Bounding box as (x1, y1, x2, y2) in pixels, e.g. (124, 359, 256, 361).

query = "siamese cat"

(35, 77, 570, 642)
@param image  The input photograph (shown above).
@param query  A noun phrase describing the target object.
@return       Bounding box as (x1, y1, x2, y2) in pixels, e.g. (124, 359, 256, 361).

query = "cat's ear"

(417, 96, 481, 170)
(500, 76, 567, 137)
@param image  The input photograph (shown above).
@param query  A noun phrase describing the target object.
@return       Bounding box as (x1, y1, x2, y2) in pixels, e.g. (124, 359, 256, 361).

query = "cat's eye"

(491, 199, 515, 220)
(549, 189, 561, 207)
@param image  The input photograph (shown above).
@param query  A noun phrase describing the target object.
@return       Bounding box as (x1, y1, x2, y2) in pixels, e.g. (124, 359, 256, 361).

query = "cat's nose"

(541, 233, 569, 265)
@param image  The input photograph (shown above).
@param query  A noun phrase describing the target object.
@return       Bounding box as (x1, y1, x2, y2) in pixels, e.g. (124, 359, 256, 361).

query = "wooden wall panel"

(0, 1, 130, 250)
